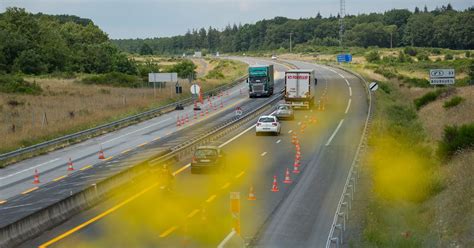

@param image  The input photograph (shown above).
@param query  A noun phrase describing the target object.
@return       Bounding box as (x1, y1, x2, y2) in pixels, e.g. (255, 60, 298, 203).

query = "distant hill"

(112, 5, 474, 55)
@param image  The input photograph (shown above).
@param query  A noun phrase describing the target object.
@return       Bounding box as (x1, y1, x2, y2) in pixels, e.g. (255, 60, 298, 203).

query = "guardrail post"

(343, 196, 351, 210)
(348, 184, 354, 198)
(92, 183, 98, 198)
(337, 212, 346, 231)
(335, 224, 343, 244)
(330, 237, 339, 248)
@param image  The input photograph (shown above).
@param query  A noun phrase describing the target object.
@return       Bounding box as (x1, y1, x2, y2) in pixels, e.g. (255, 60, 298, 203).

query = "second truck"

(284, 69, 317, 109)
(248, 65, 274, 97)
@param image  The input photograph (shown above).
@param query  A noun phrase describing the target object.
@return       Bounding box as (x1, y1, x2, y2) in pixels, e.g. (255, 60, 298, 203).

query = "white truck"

(284, 69, 317, 109)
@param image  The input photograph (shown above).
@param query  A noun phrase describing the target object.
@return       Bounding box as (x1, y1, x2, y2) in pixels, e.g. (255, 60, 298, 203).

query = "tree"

(414, 7, 420, 14)
(139, 43, 153, 55)
(384, 25, 398, 48)
(404, 13, 435, 47)
(167, 60, 196, 78)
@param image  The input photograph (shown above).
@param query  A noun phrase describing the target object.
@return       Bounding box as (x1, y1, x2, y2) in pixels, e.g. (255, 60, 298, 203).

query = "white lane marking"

(349, 87, 352, 97)
(325, 119, 344, 146)
(345, 79, 350, 86)
(276, 139, 281, 144)
(288, 130, 293, 134)
(0, 158, 60, 180)
(261, 152, 267, 157)
(345, 99, 352, 114)
(101, 118, 171, 145)
(297, 122, 302, 126)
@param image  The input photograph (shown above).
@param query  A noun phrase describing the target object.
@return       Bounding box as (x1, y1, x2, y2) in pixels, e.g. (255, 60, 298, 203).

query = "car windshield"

(277, 105, 290, 110)
(195, 149, 217, 158)
(259, 117, 275, 123)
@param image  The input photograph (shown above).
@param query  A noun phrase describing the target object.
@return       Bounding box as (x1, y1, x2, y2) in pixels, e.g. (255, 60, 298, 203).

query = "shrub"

(374, 67, 397, 79)
(403, 77, 430, 88)
(404, 47, 418, 56)
(445, 54, 454, 60)
(379, 82, 391, 94)
(414, 89, 445, 110)
(417, 53, 429, 61)
(0, 74, 42, 94)
(81, 72, 143, 88)
(438, 123, 474, 158)
(443, 96, 464, 109)
(365, 51, 380, 63)
(466, 51, 471, 58)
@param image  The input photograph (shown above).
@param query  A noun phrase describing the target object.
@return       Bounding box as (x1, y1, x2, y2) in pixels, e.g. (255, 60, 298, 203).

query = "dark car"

(274, 103, 294, 120)
(191, 146, 226, 174)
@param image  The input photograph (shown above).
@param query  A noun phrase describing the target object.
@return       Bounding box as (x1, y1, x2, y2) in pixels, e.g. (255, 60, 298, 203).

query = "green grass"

(414, 89, 447, 110)
(80, 72, 143, 88)
(443, 96, 464, 109)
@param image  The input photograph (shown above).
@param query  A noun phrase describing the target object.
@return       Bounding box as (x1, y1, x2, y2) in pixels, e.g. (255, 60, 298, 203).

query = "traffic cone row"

(33, 169, 40, 184)
(283, 168, 293, 184)
(176, 116, 181, 127)
(67, 158, 74, 171)
(271, 175, 279, 192)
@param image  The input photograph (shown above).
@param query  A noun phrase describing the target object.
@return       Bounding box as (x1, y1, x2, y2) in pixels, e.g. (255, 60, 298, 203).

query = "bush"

(445, 54, 454, 60)
(374, 67, 397, 79)
(438, 123, 474, 158)
(365, 51, 380, 63)
(414, 89, 445, 110)
(81, 72, 143, 87)
(466, 51, 471, 58)
(443, 96, 464, 109)
(403, 77, 430, 87)
(404, 47, 418, 56)
(0, 74, 42, 94)
(379, 82, 391, 94)
(417, 53, 429, 61)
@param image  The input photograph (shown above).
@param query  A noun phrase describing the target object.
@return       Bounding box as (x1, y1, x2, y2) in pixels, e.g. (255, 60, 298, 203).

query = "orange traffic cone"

(180, 116, 185, 126)
(200, 110, 204, 117)
(185, 113, 189, 123)
(271, 176, 279, 192)
(283, 168, 293, 184)
(205, 108, 209, 115)
(220, 99, 224, 109)
(98, 150, 105, 159)
(248, 186, 257, 200)
(67, 158, 74, 171)
(177, 116, 181, 127)
(33, 169, 40, 184)
(292, 160, 300, 174)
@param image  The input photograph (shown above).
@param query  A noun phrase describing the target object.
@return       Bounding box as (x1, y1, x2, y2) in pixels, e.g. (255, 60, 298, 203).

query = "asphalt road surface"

(14, 58, 369, 248)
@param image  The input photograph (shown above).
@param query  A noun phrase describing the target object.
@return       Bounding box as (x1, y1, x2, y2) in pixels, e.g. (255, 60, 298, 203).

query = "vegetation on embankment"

(341, 53, 473, 247)
(0, 58, 247, 161)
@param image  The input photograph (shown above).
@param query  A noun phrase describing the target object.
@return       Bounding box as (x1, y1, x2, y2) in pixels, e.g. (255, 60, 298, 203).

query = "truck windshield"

(249, 76, 267, 84)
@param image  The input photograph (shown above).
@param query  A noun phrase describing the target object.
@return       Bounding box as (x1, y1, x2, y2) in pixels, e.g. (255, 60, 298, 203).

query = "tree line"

(113, 4, 473, 55)
(0, 7, 136, 75)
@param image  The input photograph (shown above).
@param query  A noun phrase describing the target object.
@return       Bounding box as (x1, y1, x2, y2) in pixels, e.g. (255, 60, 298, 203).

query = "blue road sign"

(337, 54, 352, 63)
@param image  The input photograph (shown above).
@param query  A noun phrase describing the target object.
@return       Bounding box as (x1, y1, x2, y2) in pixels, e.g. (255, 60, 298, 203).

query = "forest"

(0, 7, 136, 75)
(113, 4, 474, 55)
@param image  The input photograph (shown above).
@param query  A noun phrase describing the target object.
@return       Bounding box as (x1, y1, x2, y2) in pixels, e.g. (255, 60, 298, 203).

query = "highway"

(12, 57, 369, 247)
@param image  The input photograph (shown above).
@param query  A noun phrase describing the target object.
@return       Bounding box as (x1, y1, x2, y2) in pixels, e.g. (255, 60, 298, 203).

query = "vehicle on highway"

(271, 55, 278, 60)
(284, 69, 317, 109)
(274, 103, 294, 120)
(191, 146, 226, 174)
(248, 64, 274, 98)
(256, 115, 281, 136)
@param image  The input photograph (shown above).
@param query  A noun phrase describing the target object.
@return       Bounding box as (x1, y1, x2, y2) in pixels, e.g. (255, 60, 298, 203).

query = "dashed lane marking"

(138, 142, 148, 147)
(345, 99, 352, 114)
(0, 200, 7, 205)
(276, 139, 281, 144)
(0, 158, 60, 180)
(102, 156, 113, 161)
(206, 194, 217, 203)
(172, 163, 191, 176)
(349, 87, 352, 97)
(261, 152, 267, 157)
(53, 175, 67, 182)
(21, 187, 38, 195)
(326, 119, 345, 146)
(80, 165, 93, 171)
(186, 209, 200, 218)
(121, 149, 132, 154)
(221, 182, 230, 190)
(159, 226, 178, 238)
(235, 171, 245, 179)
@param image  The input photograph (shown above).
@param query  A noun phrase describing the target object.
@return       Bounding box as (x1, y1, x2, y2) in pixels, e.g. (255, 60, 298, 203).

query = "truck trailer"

(284, 69, 317, 109)
(248, 65, 274, 97)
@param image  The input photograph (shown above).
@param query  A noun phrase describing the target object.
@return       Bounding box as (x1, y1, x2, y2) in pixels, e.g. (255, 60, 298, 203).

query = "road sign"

(190, 84, 201, 94)
(337, 54, 352, 63)
(148, 73, 178, 83)
(429, 69, 455, 85)
(369, 82, 378, 91)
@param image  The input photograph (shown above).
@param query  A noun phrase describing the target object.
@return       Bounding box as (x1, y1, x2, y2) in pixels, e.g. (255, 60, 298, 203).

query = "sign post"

(429, 69, 455, 85)
(230, 192, 241, 235)
(337, 54, 352, 63)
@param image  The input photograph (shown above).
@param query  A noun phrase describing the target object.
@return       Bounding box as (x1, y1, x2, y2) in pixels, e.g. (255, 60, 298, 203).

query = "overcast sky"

(1, 0, 471, 39)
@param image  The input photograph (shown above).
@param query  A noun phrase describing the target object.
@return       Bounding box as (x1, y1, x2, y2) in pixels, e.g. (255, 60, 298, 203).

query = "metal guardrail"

(325, 65, 373, 248)
(0, 75, 248, 163)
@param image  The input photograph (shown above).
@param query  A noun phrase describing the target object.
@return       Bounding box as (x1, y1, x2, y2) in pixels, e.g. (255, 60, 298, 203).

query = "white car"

(256, 115, 281, 136)
(271, 55, 278, 60)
